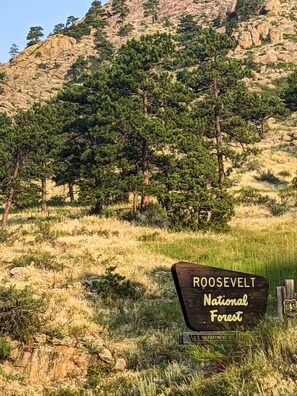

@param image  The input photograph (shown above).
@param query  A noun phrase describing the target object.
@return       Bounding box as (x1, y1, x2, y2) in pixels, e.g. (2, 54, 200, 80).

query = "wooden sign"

(276, 279, 297, 319)
(172, 262, 269, 332)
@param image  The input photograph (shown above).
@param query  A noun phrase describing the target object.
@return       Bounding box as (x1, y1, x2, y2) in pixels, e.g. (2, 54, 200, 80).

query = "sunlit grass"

(144, 226, 297, 294)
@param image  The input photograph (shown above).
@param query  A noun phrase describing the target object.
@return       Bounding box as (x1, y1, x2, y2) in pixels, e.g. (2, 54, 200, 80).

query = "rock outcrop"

(6, 336, 115, 385)
(262, 0, 282, 16)
(13, 344, 95, 384)
(0, 0, 296, 114)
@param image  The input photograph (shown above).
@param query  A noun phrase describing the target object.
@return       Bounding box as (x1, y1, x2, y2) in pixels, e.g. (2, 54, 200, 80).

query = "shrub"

(121, 203, 169, 229)
(72, 226, 118, 238)
(86, 266, 144, 301)
(34, 220, 57, 243)
(264, 198, 289, 216)
(0, 286, 46, 343)
(278, 170, 291, 177)
(0, 228, 12, 244)
(118, 23, 134, 37)
(12, 250, 62, 271)
(0, 338, 13, 361)
(235, 188, 262, 206)
(13, 183, 40, 209)
(47, 195, 66, 207)
(245, 159, 262, 172)
(256, 170, 285, 185)
(88, 361, 114, 388)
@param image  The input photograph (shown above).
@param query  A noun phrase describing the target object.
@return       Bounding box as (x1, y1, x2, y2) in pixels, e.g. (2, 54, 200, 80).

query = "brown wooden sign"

(172, 262, 269, 332)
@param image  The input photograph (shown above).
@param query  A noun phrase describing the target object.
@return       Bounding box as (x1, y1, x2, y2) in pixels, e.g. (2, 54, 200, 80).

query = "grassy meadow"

(0, 202, 296, 396)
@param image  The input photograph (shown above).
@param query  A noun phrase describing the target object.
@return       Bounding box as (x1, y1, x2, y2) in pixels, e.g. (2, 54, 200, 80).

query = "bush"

(121, 203, 169, 229)
(235, 188, 262, 206)
(47, 195, 66, 207)
(88, 361, 114, 388)
(0, 286, 46, 343)
(13, 184, 40, 209)
(256, 170, 285, 186)
(278, 170, 291, 178)
(34, 220, 57, 243)
(0, 338, 13, 361)
(12, 250, 62, 271)
(161, 190, 234, 232)
(264, 198, 289, 216)
(85, 266, 144, 301)
(118, 23, 134, 37)
(137, 231, 161, 242)
(0, 228, 12, 244)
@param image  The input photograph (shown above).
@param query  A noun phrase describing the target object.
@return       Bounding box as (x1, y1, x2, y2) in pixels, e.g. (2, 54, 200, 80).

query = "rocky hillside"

(0, 0, 233, 114)
(1, 0, 296, 115)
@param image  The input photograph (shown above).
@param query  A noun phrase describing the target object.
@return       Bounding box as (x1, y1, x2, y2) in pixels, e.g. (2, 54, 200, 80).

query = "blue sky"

(0, 0, 107, 63)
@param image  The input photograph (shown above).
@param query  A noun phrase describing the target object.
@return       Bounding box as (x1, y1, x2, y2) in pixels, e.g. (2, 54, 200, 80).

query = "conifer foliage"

(0, 22, 285, 230)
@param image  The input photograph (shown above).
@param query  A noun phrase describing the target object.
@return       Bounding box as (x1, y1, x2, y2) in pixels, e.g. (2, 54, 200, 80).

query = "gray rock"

(115, 358, 126, 371)
(99, 348, 113, 363)
(9, 267, 25, 276)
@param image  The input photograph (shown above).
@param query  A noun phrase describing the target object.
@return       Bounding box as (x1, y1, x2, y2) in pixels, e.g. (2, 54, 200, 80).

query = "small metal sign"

(283, 299, 297, 318)
(172, 262, 269, 333)
(180, 331, 236, 345)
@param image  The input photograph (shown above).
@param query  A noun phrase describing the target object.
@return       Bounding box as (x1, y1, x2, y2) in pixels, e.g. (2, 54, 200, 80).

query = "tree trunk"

(1, 160, 20, 228)
(141, 91, 149, 209)
(93, 200, 103, 215)
(41, 178, 47, 212)
(214, 80, 225, 190)
(141, 139, 149, 209)
(260, 118, 265, 138)
(133, 190, 138, 213)
(68, 182, 75, 203)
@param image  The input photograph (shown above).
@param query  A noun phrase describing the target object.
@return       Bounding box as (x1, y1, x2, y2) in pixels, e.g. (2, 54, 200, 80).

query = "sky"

(0, 0, 107, 63)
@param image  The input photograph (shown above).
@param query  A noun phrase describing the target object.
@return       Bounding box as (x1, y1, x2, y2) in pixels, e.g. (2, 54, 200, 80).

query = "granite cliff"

(1, 0, 296, 114)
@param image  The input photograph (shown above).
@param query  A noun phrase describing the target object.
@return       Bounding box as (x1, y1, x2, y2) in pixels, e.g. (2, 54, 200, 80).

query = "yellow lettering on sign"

(204, 293, 249, 307)
(192, 276, 256, 289)
(210, 309, 243, 323)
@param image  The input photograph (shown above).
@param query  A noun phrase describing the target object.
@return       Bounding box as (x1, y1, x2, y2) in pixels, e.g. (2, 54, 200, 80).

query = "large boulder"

(13, 343, 96, 384)
(36, 35, 77, 59)
(238, 31, 253, 49)
(261, 0, 282, 16)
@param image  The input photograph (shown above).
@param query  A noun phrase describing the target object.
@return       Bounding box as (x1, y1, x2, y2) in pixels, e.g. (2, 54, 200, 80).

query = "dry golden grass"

(0, 204, 296, 395)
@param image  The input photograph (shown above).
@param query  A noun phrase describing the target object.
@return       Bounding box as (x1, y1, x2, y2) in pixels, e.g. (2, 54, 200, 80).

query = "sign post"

(172, 262, 269, 344)
(276, 279, 297, 322)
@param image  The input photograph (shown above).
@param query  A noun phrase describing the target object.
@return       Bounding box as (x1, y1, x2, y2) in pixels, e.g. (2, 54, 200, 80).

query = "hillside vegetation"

(0, 1, 296, 394)
(0, 206, 296, 395)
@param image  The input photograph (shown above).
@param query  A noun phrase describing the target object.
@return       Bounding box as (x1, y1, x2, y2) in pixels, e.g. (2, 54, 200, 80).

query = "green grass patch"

(144, 228, 297, 296)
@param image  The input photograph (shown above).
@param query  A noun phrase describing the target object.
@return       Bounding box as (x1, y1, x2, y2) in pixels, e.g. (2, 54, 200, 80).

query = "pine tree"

(58, 70, 122, 214)
(0, 110, 41, 226)
(69, 56, 89, 82)
(112, 33, 176, 208)
(85, 0, 107, 28)
(9, 43, 19, 60)
(52, 23, 65, 35)
(66, 16, 79, 28)
(178, 26, 258, 190)
(143, 0, 160, 23)
(283, 69, 297, 111)
(111, 0, 129, 23)
(26, 26, 44, 47)
(94, 30, 115, 63)
(238, 91, 287, 137)
(177, 15, 201, 43)
(24, 102, 63, 212)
